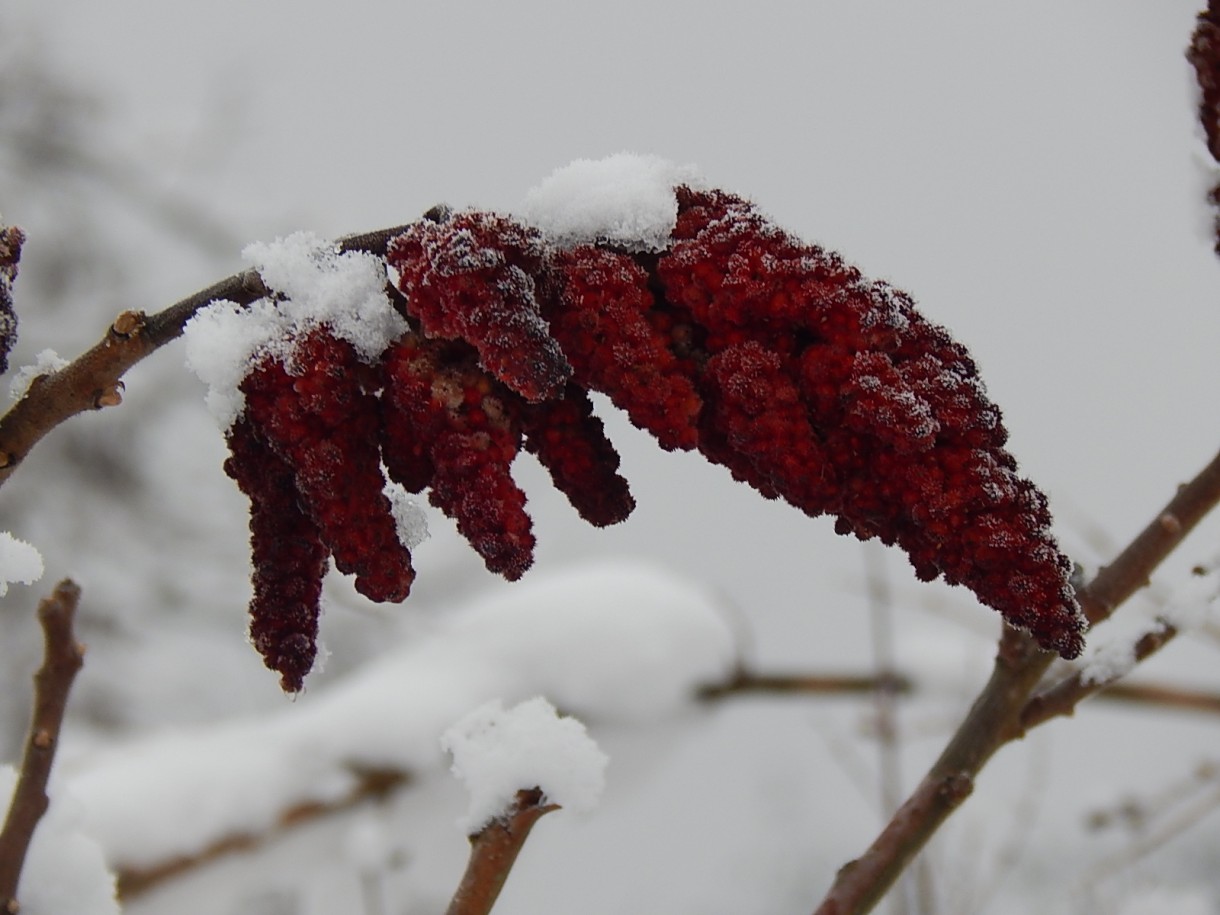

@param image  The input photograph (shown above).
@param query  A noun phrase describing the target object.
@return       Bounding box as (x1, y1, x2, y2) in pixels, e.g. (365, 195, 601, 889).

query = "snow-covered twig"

(0, 224, 414, 489)
(114, 766, 409, 900)
(1019, 623, 1180, 731)
(444, 788, 558, 915)
(0, 579, 84, 910)
(815, 445, 1220, 915)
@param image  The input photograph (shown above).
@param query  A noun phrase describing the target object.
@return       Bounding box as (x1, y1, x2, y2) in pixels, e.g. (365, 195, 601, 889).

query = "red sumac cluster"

(223, 186, 1084, 690)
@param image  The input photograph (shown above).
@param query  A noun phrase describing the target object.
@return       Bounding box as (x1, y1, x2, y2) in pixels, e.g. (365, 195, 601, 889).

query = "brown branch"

(706, 660, 1220, 720)
(115, 765, 409, 900)
(0, 224, 418, 489)
(699, 669, 913, 700)
(1020, 623, 1181, 730)
(445, 788, 559, 915)
(0, 580, 84, 912)
(1098, 678, 1220, 714)
(814, 444, 1220, 915)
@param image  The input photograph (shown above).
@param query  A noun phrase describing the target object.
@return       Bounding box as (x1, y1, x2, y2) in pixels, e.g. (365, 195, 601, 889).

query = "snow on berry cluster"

(0, 221, 24, 375)
(1190, 5, 1220, 252)
(187, 161, 1085, 689)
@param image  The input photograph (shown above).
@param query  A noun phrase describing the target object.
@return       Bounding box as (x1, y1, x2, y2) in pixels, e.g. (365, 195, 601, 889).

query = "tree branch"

(0, 580, 84, 912)
(813, 444, 1220, 915)
(1019, 623, 1181, 730)
(0, 224, 417, 489)
(699, 669, 913, 700)
(445, 788, 559, 915)
(115, 765, 409, 900)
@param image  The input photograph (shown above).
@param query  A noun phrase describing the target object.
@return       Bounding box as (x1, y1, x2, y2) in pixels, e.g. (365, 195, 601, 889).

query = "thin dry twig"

(0, 580, 85, 912)
(0, 224, 415, 489)
(814, 446, 1220, 915)
(445, 788, 559, 915)
(700, 670, 913, 700)
(115, 765, 409, 900)
(1020, 623, 1181, 730)
(705, 663, 1220, 719)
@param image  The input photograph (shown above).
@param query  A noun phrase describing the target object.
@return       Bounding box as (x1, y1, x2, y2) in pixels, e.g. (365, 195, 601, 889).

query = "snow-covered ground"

(0, 2, 1218, 913)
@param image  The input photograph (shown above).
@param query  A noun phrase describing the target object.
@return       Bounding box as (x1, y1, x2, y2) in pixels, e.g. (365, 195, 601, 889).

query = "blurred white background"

(0, 2, 1218, 913)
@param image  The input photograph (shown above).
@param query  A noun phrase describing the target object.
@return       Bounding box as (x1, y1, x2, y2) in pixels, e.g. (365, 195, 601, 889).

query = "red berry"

(242, 330, 415, 603)
(656, 186, 1084, 657)
(0, 224, 23, 375)
(380, 331, 536, 577)
(387, 212, 571, 401)
(550, 246, 701, 450)
(224, 418, 327, 692)
(522, 385, 635, 527)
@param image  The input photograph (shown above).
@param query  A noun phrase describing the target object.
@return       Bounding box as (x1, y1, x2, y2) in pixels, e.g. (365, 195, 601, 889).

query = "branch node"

(110, 311, 145, 338)
(93, 382, 124, 409)
(938, 772, 974, 805)
(239, 269, 269, 298)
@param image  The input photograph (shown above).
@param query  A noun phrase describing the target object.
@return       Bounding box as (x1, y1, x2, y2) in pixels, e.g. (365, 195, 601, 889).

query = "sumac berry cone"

(224, 418, 327, 692)
(242, 330, 415, 604)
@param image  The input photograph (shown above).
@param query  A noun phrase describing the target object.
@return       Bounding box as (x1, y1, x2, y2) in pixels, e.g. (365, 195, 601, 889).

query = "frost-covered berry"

(1191, 6, 1220, 164)
(208, 171, 1085, 680)
(387, 212, 571, 402)
(0, 224, 24, 376)
(242, 329, 415, 603)
(380, 332, 536, 578)
(379, 331, 447, 494)
(224, 418, 327, 692)
(654, 186, 1085, 657)
(428, 428, 535, 580)
(1190, 6, 1220, 253)
(522, 385, 635, 527)
(549, 246, 701, 450)
(698, 341, 834, 511)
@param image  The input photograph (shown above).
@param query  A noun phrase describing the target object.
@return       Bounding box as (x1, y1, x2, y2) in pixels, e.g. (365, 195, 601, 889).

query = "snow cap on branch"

(0, 531, 43, 597)
(522, 152, 702, 252)
(183, 232, 407, 429)
(441, 696, 607, 833)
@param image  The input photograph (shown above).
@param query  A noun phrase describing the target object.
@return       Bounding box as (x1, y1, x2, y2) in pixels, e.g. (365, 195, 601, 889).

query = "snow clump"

(522, 152, 702, 252)
(0, 531, 43, 597)
(183, 232, 407, 429)
(440, 696, 607, 833)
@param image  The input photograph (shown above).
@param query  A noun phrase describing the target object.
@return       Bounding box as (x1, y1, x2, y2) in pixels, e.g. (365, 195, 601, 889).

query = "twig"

(814, 445, 1220, 915)
(862, 546, 924, 915)
(445, 788, 559, 915)
(1097, 679, 1220, 714)
(700, 670, 912, 700)
(1020, 623, 1180, 730)
(1077, 780, 1220, 893)
(0, 224, 416, 489)
(115, 765, 409, 900)
(705, 662, 1220, 719)
(0, 580, 85, 912)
